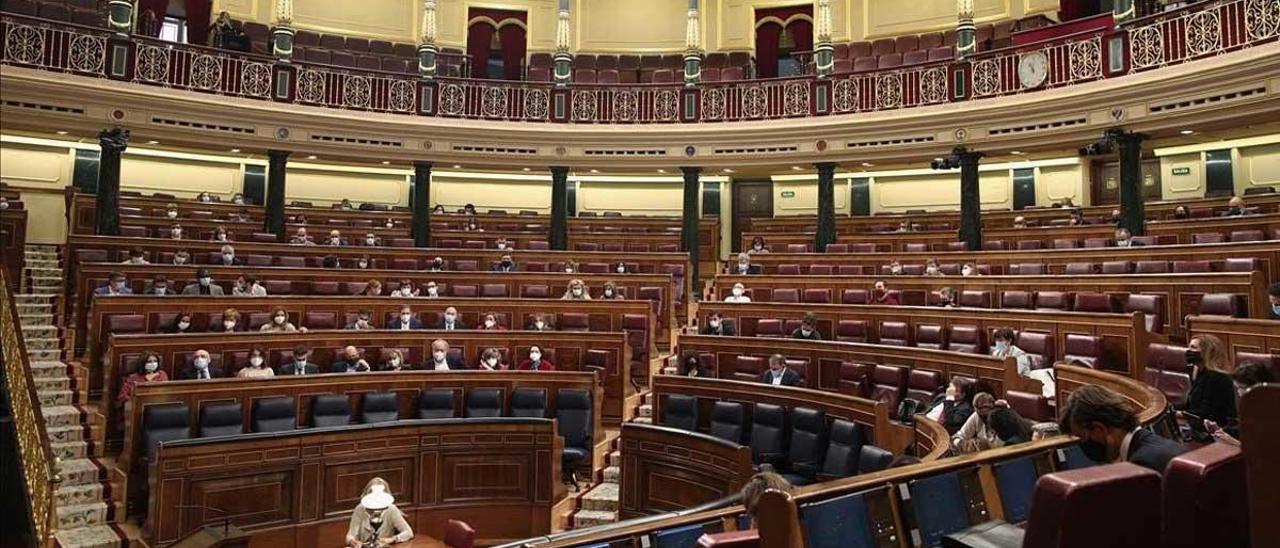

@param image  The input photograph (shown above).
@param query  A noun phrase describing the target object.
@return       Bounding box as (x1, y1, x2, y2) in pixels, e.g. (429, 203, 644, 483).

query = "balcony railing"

(1, 0, 1276, 125)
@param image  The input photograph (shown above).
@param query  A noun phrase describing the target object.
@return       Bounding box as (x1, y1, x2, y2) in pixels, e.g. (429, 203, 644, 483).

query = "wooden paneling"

(1054, 364, 1168, 427)
(1184, 316, 1280, 359)
(618, 423, 753, 519)
(148, 419, 563, 547)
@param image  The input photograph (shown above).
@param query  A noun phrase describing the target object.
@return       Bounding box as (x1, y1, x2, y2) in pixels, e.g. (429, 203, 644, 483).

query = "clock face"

(1018, 52, 1049, 89)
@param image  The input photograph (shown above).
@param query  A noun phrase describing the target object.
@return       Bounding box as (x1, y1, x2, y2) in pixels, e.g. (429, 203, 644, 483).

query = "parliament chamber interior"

(0, 0, 1277, 547)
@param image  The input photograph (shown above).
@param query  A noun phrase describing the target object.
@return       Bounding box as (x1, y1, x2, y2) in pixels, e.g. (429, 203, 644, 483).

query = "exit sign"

(780, 191, 796, 198)
(1171, 167, 1191, 175)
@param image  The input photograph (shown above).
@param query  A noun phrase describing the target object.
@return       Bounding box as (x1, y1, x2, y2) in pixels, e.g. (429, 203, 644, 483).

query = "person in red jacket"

(516, 345, 555, 371)
(873, 279, 900, 305)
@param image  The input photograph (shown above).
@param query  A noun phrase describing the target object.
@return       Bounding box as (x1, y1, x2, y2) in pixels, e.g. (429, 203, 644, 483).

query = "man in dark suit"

(278, 345, 320, 376)
(93, 272, 133, 296)
(330, 345, 371, 373)
(790, 313, 823, 340)
(491, 255, 517, 272)
(181, 268, 225, 295)
(425, 339, 467, 371)
(1269, 282, 1280, 320)
(759, 354, 802, 387)
(1061, 384, 1187, 473)
(215, 244, 243, 266)
(700, 312, 737, 336)
(431, 307, 468, 330)
(387, 305, 424, 330)
(176, 350, 225, 380)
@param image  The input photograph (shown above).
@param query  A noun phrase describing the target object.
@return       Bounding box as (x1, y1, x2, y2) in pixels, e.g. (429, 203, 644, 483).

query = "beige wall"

(772, 178, 850, 216)
(1236, 143, 1280, 195)
(577, 180, 683, 215)
(286, 167, 408, 206)
(120, 155, 243, 197)
(0, 142, 74, 244)
(431, 175, 553, 212)
(1159, 152, 1205, 201)
(1035, 163, 1084, 207)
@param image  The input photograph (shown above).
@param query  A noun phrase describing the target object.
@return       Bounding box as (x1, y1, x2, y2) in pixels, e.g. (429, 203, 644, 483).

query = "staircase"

(571, 386, 667, 529)
(19, 245, 126, 548)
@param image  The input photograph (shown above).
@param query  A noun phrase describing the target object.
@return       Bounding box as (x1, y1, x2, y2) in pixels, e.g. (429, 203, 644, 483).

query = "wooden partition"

(697, 302, 1154, 380)
(710, 272, 1269, 340)
(108, 331, 629, 441)
(1054, 364, 1168, 426)
(742, 212, 1280, 252)
(618, 423, 754, 519)
(82, 293, 658, 395)
(1184, 316, 1280, 359)
(70, 263, 678, 358)
(0, 208, 27, 289)
(148, 418, 565, 547)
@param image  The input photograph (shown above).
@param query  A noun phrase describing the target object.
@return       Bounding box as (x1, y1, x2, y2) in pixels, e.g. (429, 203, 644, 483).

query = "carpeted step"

(638, 404, 652, 418)
(57, 501, 110, 529)
(42, 405, 84, 428)
(52, 439, 89, 460)
(608, 450, 621, 467)
(34, 375, 71, 393)
(57, 459, 103, 487)
(14, 293, 57, 305)
(580, 482, 619, 512)
(603, 465, 620, 483)
(19, 313, 55, 327)
(47, 425, 86, 444)
(573, 510, 617, 528)
(55, 524, 125, 548)
(21, 324, 60, 338)
(632, 416, 653, 425)
(661, 366, 679, 375)
(56, 482, 105, 507)
(30, 361, 68, 378)
(24, 337, 62, 351)
(38, 389, 74, 407)
(28, 347, 63, 361)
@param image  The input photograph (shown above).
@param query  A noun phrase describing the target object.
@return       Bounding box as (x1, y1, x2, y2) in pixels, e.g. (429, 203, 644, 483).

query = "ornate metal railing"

(0, 0, 1276, 125)
(0, 269, 60, 547)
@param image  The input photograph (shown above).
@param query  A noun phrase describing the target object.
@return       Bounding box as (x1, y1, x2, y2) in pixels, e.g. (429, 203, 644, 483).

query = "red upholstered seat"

(915, 324, 946, 350)
(773, 288, 799, 303)
(1124, 294, 1166, 333)
(1053, 239, 1079, 249)
(262, 280, 291, 295)
(1016, 330, 1055, 369)
(451, 285, 477, 298)
(824, 243, 848, 253)
(481, 284, 508, 297)
(871, 38, 895, 55)
(444, 519, 476, 548)
(903, 243, 927, 252)
(906, 369, 942, 403)
(1073, 292, 1116, 313)
(1034, 291, 1072, 310)
(1063, 334, 1104, 369)
(778, 264, 801, 275)
(438, 239, 461, 248)
(849, 42, 873, 57)
(453, 260, 479, 271)
(982, 240, 1006, 250)
(869, 365, 908, 409)
(304, 312, 336, 330)
(1171, 260, 1211, 273)
(802, 288, 831, 303)
(721, 66, 744, 81)
(948, 325, 984, 354)
(837, 265, 864, 275)
(1228, 229, 1264, 242)
(520, 285, 549, 298)
(734, 355, 765, 381)
(877, 52, 903, 69)
(958, 290, 991, 308)
(1022, 464, 1163, 548)
(558, 313, 589, 332)
(835, 320, 869, 343)
(1010, 263, 1044, 275)
(574, 69, 597, 83)
(1199, 293, 1245, 317)
(1000, 291, 1033, 309)
(1192, 232, 1224, 244)
(1162, 444, 1247, 548)
(852, 56, 879, 72)
(1101, 261, 1131, 274)
(850, 243, 876, 252)
(1064, 262, 1097, 275)
(808, 264, 833, 275)
(1005, 390, 1053, 421)
(927, 45, 954, 61)
(1222, 257, 1258, 272)
(902, 50, 929, 66)
(754, 319, 784, 338)
(1015, 240, 1043, 250)
(462, 240, 485, 249)
(878, 321, 910, 346)
(1083, 238, 1111, 248)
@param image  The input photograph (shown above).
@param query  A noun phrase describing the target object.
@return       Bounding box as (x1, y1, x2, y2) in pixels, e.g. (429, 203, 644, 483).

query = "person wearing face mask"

(517, 345, 555, 371)
(561, 280, 591, 300)
(356, 256, 371, 270)
(759, 354, 801, 387)
(422, 282, 440, 298)
(465, 220, 483, 232)
(363, 233, 381, 247)
(479, 313, 505, 331)
(887, 260, 904, 276)
(172, 250, 191, 265)
(748, 236, 769, 254)
(290, 227, 314, 245)
(433, 307, 468, 330)
(527, 313, 554, 331)
(325, 229, 346, 246)
(233, 273, 267, 297)
(331, 346, 372, 373)
(144, 275, 172, 296)
(122, 247, 150, 265)
(1267, 282, 1280, 319)
(182, 268, 224, 295)
(1012, 216, 1027, 229)
(380, 349, 410, 372)
(462, 204, 477, 215)
(359, 279, 384, 297)
(923, 377, 977, 433)
(960, 263, 978, 277)
(615, 262, 629, 275)
(168, 224, 184, 240)
(161, 312, 194, 334)
(495, 238, 512, 251)
(260, 307, 303, 332)
(322, 256, 341, 269)
(278, 346, 319, 376)
(426, 257, 446, 272)
(1172, 205, 1190, 220)
(345, 310, 375, 330)
(1108, 208, 1122, 226)
(237, 348, 274, 378)
(0, 196, 10, 210)
(600, 282, 623, 300)
(790, 313, 823, 340)
(216, 244, 242, 266)
(1203, 361, 1276, 444)
(383, 218, 396, 229)
(1068, 209, 1087, 226)
(94, 272, 133, 296)
(730, 252, 759, 275)
(432, 204, 447, 214)
(208, 308, 241, 332)
(1061, 384, 1186, 472)
(871, 280, 899, 306)
(231, 193, 245, 206)
(1176, 335, 1237, 426)
(427, 339, 467, 370)
(724, 283, 751, 303)
(951, 393, 1007, 454)
(118, 350, 169, 411)
(700, 311, 736, 336)
(677, 350, 710, 378)
(196, 192, 214, 203)
(1222, 196, 1247, 216)
(478, 347, 508, 370)
(491, 255, 517, 272)
(923, 260, 941, 277)
(338, 198, 353, 211)
(178, 349, 225, 380)
(388, 305, 423, 330)
(392, 279, 419, 298)
(229, 208, 251, 222)
(989, 327, 1055, 395)
(164, 203, 180, 219)
(210, 226, 232, 243)
(935, 287, 958, 308)
(562, 261, 577, 274)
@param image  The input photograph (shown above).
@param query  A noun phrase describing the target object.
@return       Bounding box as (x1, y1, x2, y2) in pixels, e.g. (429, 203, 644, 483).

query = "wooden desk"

(148, 418, 565, 548)
(618, 423, 753, 519)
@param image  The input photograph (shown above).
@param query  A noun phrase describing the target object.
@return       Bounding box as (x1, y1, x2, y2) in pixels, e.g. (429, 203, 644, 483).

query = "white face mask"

(217, 234, 227, 241)
(444, 313, 456, 323)
(223, 320, 236, 329)
(604, 289, 614, 297)
(534, 321, 545, 329)
(174, 257, 188, 265)
(274, 315, 286, 324)
(529, 352, 541, 362)
(732, 288, 744, 297)
(891, 266, 902, 274)
(995, 341, 1009, 351)
(497, 243, 507, 250)
(617, 265, 626, 273)
(486, 357, 499, 368)
(484, 319, 495, 328)
(753, 244, 763, 251)
(250, 356, 264, 367)
(564, 267, 574, 273)
(358, 261, 368, 268)
(167, 210, 178, 219)
(177, 320, 190, 329)
(194, 357, 209, 369)
(709, 319, 720, 328)
(199, 277, 212, 286)
(172, 228, 182, 236)
(222, 253, 234, 262)
(926, 267, 938, 275)
(144, 360, 159, 373)
(433, 351, 446, 362)
(389, 358, 401, 367)
(427, 287, 438, 296)
(366, 238, 376, 245)
(572, 288, 583, 297)
(400, 313, 412, 323)
(962, 267, 973, 276)
(233, 198, 244, 205)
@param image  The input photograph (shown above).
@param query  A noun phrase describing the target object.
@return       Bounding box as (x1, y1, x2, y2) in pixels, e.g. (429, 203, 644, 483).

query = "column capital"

(97, 127, 130, 152)
(549, 166, 571, 177)
(951, 146, 984, 162)
(413, 160, 434, 171)
(1105, 128, 1149, 146)
(813, 162, 838, 173)
(266, 149, 291, 161)
(679, 166, 702, 177)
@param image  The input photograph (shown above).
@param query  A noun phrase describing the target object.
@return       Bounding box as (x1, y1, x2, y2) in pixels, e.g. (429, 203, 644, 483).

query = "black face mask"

(1185, 349, 1203, 365)
(1078, 439, 1109, 463)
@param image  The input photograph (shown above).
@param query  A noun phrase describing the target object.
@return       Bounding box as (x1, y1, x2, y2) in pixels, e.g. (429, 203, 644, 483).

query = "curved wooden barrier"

(148, 418, 564, 548)
(618, 423, 754, 519)
(1053, 363, 1169, 427)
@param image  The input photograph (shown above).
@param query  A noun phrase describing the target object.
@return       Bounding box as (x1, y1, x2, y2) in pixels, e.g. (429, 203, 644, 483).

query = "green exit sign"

(780, 191, 796, 198)
(1172, 167, 1191, 175)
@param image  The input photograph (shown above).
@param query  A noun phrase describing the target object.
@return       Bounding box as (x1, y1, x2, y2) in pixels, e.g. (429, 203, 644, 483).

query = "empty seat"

(417, 389, 455, 419)
(777, 264, 801, 275)
(1172, 260, 1211, 273)
(869, 365, 908, 408)
(780, 407, 826, 485)
(1193, 232, 1224, 244)
(509, 388, 547, 418)
(1145, 343, 1191, 406)
(198, 402, 244, 438)
(808, 264, 833, 275)
(143, 403, 191, 461)
(948, 325, 985, 354)
(1064, 334, 1105, 369)
(1021, 464, 1162, 548)
(1004, 390, 1053, 422)
(1102, 261, 1134, 274)
(1016, 331, 1055, 369)
(841, 289, 870, 304)
(556, 389, 593, 486)
(251, 396, 296, 432)
(1228, 230, 1263, 242)
(1073, 292, 1116, 313)
(1011, 263, 1045, 275)
(749, 403, 787, 465)
(662, 394, 698, 431)
(1015, 240, 1043, 250)
(558, 312, 589, 332)
(1199, 293, 1245, 317)
(906, 369, 943, 402)
(1001, 291, 1033, 309)
(709, 401, 745, 443)
(1035, 291, 1073, 311)
(878, 321, 909, 346)
(858, 445, 894, 474)
(1133, 261, 1170, 273)
(1124, 294, 1167, 333)
(1222, 258, 1259, 272)
(465, 389, 504, 418)
(835, 320, 869, 343)
(311, 394, 351, 427)
(802, 288, 831, 303)
(773, 288, 799, 303)
(958, 290, 991, 308)
(521, 285, 550, 298)
(1162, 444, 1247, 548)
(915, 324, 947, 350)
(1065, 262, 1097, 275)
(817, 419, 864, 480)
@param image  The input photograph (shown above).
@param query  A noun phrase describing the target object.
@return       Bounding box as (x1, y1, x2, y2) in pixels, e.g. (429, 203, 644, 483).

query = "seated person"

(210, 226, 232, 243)
(1108, 208, 1122, 226)
(161, 312, 194, 334)
(872, 280, 899, 305)
(144, 275, 173, 296)
(677, 350, 711, 378)
(495, 238, 513, 251)
(561, 261, 578, 274)
(924, 259, 942, 276)
(94, 272, 133, 296)
(423, 281, 440, 298)
(1205, 362, 1276, 445)
(700, 311, 736, 336)
(164, 203, 180, 219)
(479, 312, 505, 331)
(1268, 282, 1279, 319)
(952, 393, 1001, 454)
(181, 269, 225, 295)
(1068, 209, 1087, 225)
(426, 339, 466, 370)
(1172, 205, 1190, 219)
(614, 262, 628, 274)
(790, 313, 822, 340)
(260, 307, 303, 332)
(344, 478, 413, 548)
(1012, 216, 1027, 228)
(229, 208, 251, 222)
(237, 347, 274, 378)
(478, 347, 508, 370)
(331, 346, 372, 373)
(935, 286, 958, 307)
(516, 345, 555, 371)
(431, 204, 447, 214)
(355, 256, 372, 269)
(527, 313, 555, 331)
(325, 230, 347, 246)
(887, 260, 904, 275)
(380, 349, 410, 372)
(345, 310, 375, 330)
(600, 282, 623, 300)
(748, 236, 769, 254)
(924, 377, 977, 433)
(118, 351, 168, 411)
(196, 192, 214, 203)
(433, 307, 467, 330)
(232, 273, 266, 296)
(171, 249, 192, 265)
(426, 257, 446, 272)
(215, 244, 241, 266)
(992, 327, 1055, 397)
(231, 193, 246, 205)
(960, 263, 979, 277)
(358, 279, 383, 296)
(290, 227, 314, 245)
(121, 247, 150, 265)
(1060, 384, 1187, 472)
(491, 254, 517, 272)
(729, 252, 759, 275)
(388, 305, 423, 330)
(465, 219, 483, 232)
(1177, 334, 1237, 426)
(463, 204, 478, 215)
(177, 350, 224, 380)
(338, 198, 354, 211)
(740, 471, 792, 526)
(391, 279, 418, 298)
(1114, 227, 1136, 247)
(724, 282, 751, 303)
(322, 256, 341, 269)
(278, 346, 319, 376)
(989, 407, 1033, 446)
(207, 308, 241, 332)
(561, 279, 591, 300)
(168, 224, 185, 240)
(759, 353, 801, 387)
(1223, 196, 1247, 216)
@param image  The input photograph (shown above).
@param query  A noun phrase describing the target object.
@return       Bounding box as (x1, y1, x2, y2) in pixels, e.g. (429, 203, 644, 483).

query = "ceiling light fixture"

(452, 164, 461, 169)
(1180, 130, 1195, 135)
(791, 166, 803, 171)
(56, 131, 68, 135)
(307, 155, 317, 160)
(657, 169, 666, 173)
(229, 148, 241, 153)
(381, 161, 391, 165)
(522, 167, 531, 172)
(1010, 151, 1025, 155)
(589, 169, 599, 173)
(146, 140, 158, 145)
(860, 162, 874, 167)
(723, 168, 734, 173)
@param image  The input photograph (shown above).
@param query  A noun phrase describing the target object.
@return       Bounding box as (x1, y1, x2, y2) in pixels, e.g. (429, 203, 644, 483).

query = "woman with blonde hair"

(260, 307, 302, 332)
(345, 478, 413, 547)
(561, 279, 591, 300)
(1178, 334, 1237, 425)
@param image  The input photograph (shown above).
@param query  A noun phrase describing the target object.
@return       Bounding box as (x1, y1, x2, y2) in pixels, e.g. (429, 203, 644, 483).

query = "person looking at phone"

(1176, 335, 1237, 426)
